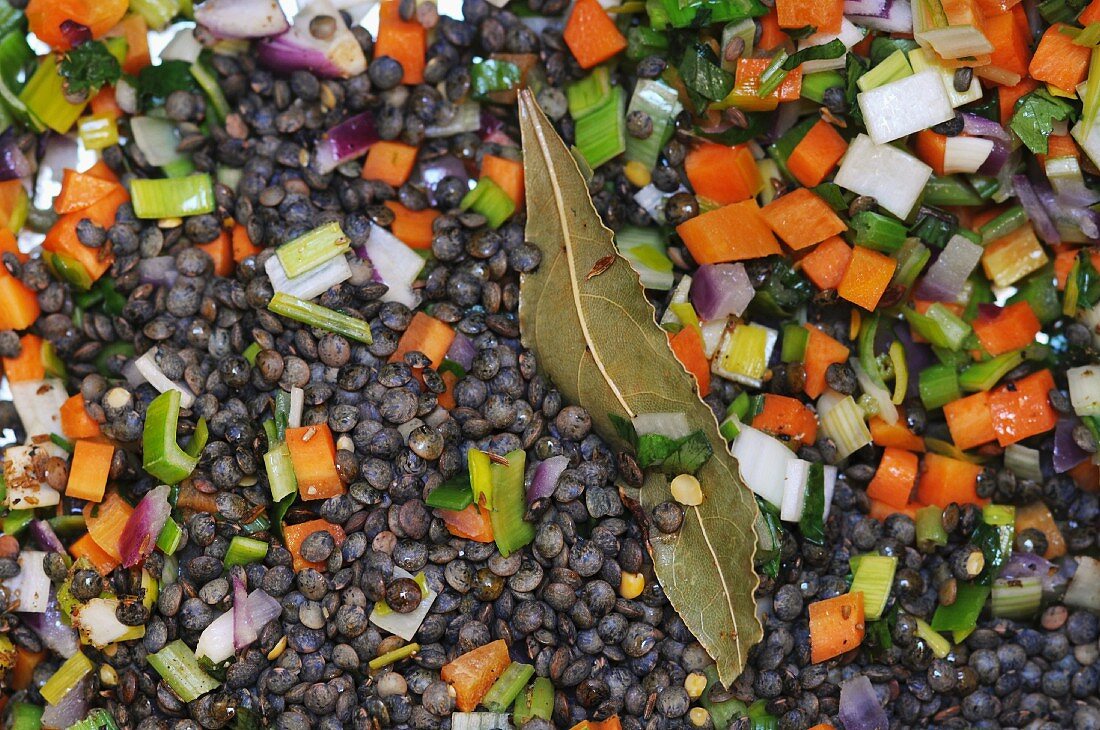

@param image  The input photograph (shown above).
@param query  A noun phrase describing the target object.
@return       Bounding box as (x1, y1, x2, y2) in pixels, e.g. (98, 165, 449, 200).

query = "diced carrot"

(65, 439, 114, 503)
(1082, 0, 1100, 24)
(941, 0, 986, 25)
(90, 86, 123, 119)
(787, 120, 848, 187)
(570, 718, 624, 730)
(438, 370, 459, 410)
(26, 0, 129, 49)
(61, 393, 101, 439)
(866, 448, 919, 509)
(107, 14, 151, 74)
(944, 391, 997, 451)
(390, 312, 455, 371)
(868, 498, 920, 522)
(70, 533, 119, 575)
(912, 130, 948, 177)
(439, 504, 495, 542)
(563, 0, 627, 69)
(677, 199, 780, 264)
(2, 334, 44, 383)
(799, 236, 852, 290)
(807, 725, 836, 730)
(988, 369, 1057, 447)
(283, 519, 347, 572)
(10, 648, 45, 692)
(734, 58, 803, 102)
(82, 159, 120, 184)
(975, 0, 1022, 12)
(751, 394, 819, 449)
(196, 229, 233, 277)
(231, 224, 263, 263)
(802, 324, 850, 399)
(374, 0, 426, 84)
(83, 492, 134, 560)
(1014, 501, 1066, 559)
(480, 154, 525, 206)
(998, 78, 1038, 126)
(758, 10, 786, 51)
(776, 0, 843, 33)
(917, 453, 985, 507)
(0, 179, 27, 232)
(441, 639, 512, 712)
(1038, 135, 1080, 166)
(838, 246, 896, 311)
(668, 325, 711, 397)
(54, 169, 118, 214)
(362, 141, 419, 188)
(286, 423, 345, 500)
(1070, 459, 1100, 493)
(870, 413, 926, 452)
(809, 593, 865, 663)
(984, 10, 1031, 80)
(684, 142, 763, 205)
(761, 188, 847, 251)
(972, 302, 1040, 355)
(0, 273, 40, 331)
(384, 200, 439, 250)
(43, 186, 128, 282)
(1029, 24, 1091, 94)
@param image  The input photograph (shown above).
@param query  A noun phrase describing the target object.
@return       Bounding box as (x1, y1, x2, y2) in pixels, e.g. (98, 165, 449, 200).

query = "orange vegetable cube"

(838, 246, 897, 311)
(917, 453, 985, 507)
(809, 593, 865, 663)
(2, 334, 44, 383)
(761, 188, 846, 251)
(984, 10, 1031, 79)
(441, 639, 512, 711)
(390, 312, 455, 370)
(870, 412, 926, 452)
(1029, 24, 1091, 94)
(0, 274, 40, 331)
(66, 439, 114, 503)
(480, 154, 525, 206)
(912, 130, 947, 177)
(972, 301, 1040, 355)
(563, 0, 627, 69)
(751, 394, 818, 448)
(54, 169, 119, 214)
(362, 141, 419, 188)
(684, 142, 763, 205)
(1014, 502, 1066, 558)
(799, 236, 852, 290)
(84, 492, 133, 560)
(283, 519, 347, 572)
(776, 0, 844, 33)
(231, 225, 263, 263)
(802, 324, 850, 399)
(669, 325, 711, 397)
(787, 120, 848, 187)
(375, 0, 426, 84)
(60, 394, 101, 440)
(26, 0, 128, 49)
(944, 391, 997, 451)
(107, 14, 152, 75)
(439, 504, 494, 542)
(734, 58, 803, 102)
(69, 533, 119, 575)
(285, 424, 345, 500)
(1082, 0, 1100, 24)
(385, 201, 440, 250)
(676, 199, 780, 264)
(196, 229, 233, 277)
(988, 369, 1057, 446)
(866, 447, 919, 509)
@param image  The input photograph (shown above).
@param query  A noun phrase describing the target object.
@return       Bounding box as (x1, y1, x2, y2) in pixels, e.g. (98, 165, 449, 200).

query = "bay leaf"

(516, 90, 763, 685)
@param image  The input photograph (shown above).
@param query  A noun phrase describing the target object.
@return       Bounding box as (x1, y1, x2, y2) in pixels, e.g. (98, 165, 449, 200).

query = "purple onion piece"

(314, 112, 379, 174)
(844, 0, 888, 16)
(29, 519, 65, 553)
(21, 589, 79, 658)
(0, 133, 32, 181)
(839, 675, 888, 730)
(232, 573, 256, 651)
(847, 0, 912, 31)
(195, 0, 289, 39)
(446, 332, 477, 371)
(1053, 419, 1089, 474)
(1013, 175, 1061, 244)
(1001, 551, 1054, 581)
(691, 264, 755, 320)
(528, 455, 570, 504)
(118, 485, 172, 568)
(479, 109, 505, 140)
(414, 155, 470, 207)
(40, 676, 90, 728)
(256, 0, 366, 80)
(977, 138, 1011, 175)
(961, 113, 1011, 141)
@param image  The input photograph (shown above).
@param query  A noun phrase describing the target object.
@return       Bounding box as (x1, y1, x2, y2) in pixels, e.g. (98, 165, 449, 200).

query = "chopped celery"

(909, 206, 958, 249)
(720, 18, 756, 72)
(78, 114, 119, 150)
(47, 251, 93, 292)
(925, 303, 971, 350)
(923, 175, 985, 206)
(626, 26, 669, 61)
(892, 238, 931, 289)
(425, 474, 474, 511)
(1004, 444, 1043, 482)
(130, 0, 182, 29)
(889, 341, 908, 405)
(276, 221, 351, 279)
(10, 702, 44, 730)
(267, 292, 374, 344)
(566, 66, 612, 120)
(748, 699, 778, 730)
(715, 323, 776, 387)
(68, 709, 121, 730)
(131, 174, 215, 219)
(931, 583, 990, 633)
(918, 363, 961, 410)
(991, 576, 1042, 619)
(265, 442, 298, 502)
(41, 650, 93, 705)
(190, 60, 229, 123)
(574, 86, 626, 169)
(780, 323, 809, 363)
(147, 640, 220, 702)
(979, 205, 1027, 243)
(1, 509, 32, 535)
(156, 517, 183, 555)
(20, 54, 86, 133)
(368, 642, 420, 670)
(481, 662, 535, 713)
(460, 177, 516, 229)
(959, 350, 1025, 392)
(513, 676, 554, 725)
(914, 617, 952, 659)
(857, 49, 913, 91)
(819, 396, 873, 460)
(849, 211, 908, 254)
(647, 0, 769, 31)
(242, 342, 261, 366)
(849, 555, 898, 620)
(756, 52, 789, 98)
(143, 389, 201, 484)
(719, 412, 742, 440)
(468, 449, 493, 509)
(224, 535, 269, 567)
(802, 70, 844, 103)
(489, 450, 534, 557)
(624, 78, 681, 169)
(185, 417, 209, 458)
(916, 505, 948, 550)
(701, 664, 749, 727)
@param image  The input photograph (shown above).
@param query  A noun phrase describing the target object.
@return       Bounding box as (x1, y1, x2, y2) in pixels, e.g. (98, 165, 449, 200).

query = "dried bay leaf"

(516, 90, 762, 685)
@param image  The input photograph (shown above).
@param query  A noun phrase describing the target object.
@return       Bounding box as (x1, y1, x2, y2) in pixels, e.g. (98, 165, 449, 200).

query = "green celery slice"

(147, 640, 220, 702)
(267, 292, 374, 344)
(130, 174, 215, 219)
(276, 221, 351, 279)
(481, 662, 535, 712)
(143, 389, 200, 484)
(489, 450, 535, 557)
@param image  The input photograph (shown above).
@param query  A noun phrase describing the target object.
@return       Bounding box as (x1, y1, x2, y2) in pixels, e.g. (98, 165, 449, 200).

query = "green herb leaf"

(518, 90, 762, 685)
(59, 41, 122, 97)
(638, 433, 679, 467)
(660, 430, 714, 475)
(844, 53, 869, 127)
(783, 39, 846, 71)
(680, 41, 735, 107)
(1009, 89, 1075, 154)
(136, 60, 200, 109)
(798, 463, 826, 545)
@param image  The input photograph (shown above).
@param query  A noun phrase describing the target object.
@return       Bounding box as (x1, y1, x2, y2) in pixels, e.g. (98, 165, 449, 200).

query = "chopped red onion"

(960, 113, 1011, 141)
(690, 264, 755, 320)
(232, 573, 257, 651)
(446, 332, 477, 371)
(21, 590, 79, 658)
(479, 108, 505, 140)
(977, 137, 1011, 175)
(414, 155, 470, 206)
(914, 234, 982, 302)
(848, 0, 912, 31)
(1012, 175, 1060, 244)
(119, 485, 172, 568)
(29, 519, 65, 553)
(844, 0, 888, 15)
(528, 455, 569, 504)
(59, 20, 92, 48)
(357, 225, 425, 309)
(314, 112, 379, 174)
(0, 134, 32, 181)
(839, 675, 888, 730)
(40, 676, 90, 729)
(196, 588, 283, 663)
(1054, 418, 1089, 474)
(138, 256, 180, 287)
(195, 0, 290, 39)
(257, 0, 367, 79)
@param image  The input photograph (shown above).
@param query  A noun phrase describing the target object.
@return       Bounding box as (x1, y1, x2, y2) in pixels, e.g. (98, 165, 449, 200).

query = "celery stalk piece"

(848, 555, 898, 620)
(513, 676, 554, 725)
(857, 49, 914, 92)
(20, 54, 86, 133)
(267, 292, 374, 344)
(978, 205, 1028, 243)
(959, 350, 1024, 392)
(10, 701, 45, 730)
(849, 211, 908, 253)
(624, 79, 681, 170)
(131, 174, 215, 219)
(566, 66, 612, 120)
(460, 177, 516, 229)
(425, 474, 474, 511)
(185, 416, 209, 458)
(224, 536, 270, 567)
(818, 396, 873, 460)
(915, 505, 948, 550)
(468, 449, 493, 509)
(190, 61, 229, 123)
(481, 662, 535, 713)
(368, 642, 420, 670)
(892, 239, 931, 289)
(156, 517, 183, 555)
(78, 114, 119, 151)
(914, 618, 952, 659)
(265, 442, 298, 502)
(781, 323, 809, 363)
(919, 363, 961, 410)
(130, 0, 182, 29)
(931, 583, 990, 633)
(276, 221, 352, 278)
(575, 86, 626, 169)
(925, 303, 971, 351)
(40, 651, 93, 705)
(143, 389, 201, 484)
(147, 640, 221, 702)
(991, 576, 1042, 619)
(489, 450, 535, 557)
(66, 708, 121, 730)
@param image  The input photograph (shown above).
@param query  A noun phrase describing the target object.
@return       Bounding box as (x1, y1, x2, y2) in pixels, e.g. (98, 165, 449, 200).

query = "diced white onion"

(797, 19, 867, 73)
(699, 320, 727, 360)
(1068, 365, 1100, 417)
(425, 101, 481, 138)
(2, 551, 49, 613)
(265, 252, 352, 300)
(72, 598, 130, 647)
(3, 442, 66, 510)
(731, 426, 794, 508)
(9, 378, 68, 440)
(835, 134, 932, 219)
(369, 567, 438, 640)
(451, 714, 515, 730)
(363, 224, 425, 309)
(288, 386, 304, 428)
(633, 184, 666, 223)
(857, 71, 954, 144)
(908, 48, 982, 107)
(633, 413, 692, 439)
(780, 458, 811, 522)
(915, 25, 994, 59)
(134, 348, 195, 409)
(852, 358, 898, 425)
(160, 27, 203, 63)
(943, 136, 994, 175)
(130, 116, 184, 168)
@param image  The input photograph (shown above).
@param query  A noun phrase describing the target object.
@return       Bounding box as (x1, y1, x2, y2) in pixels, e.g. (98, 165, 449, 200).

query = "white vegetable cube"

(731, 426, 794, 508)
(858, 70, 955, 144)
(797, 19, 868, 73)
(780, 459, 811, 522)
(943, 136, 994, 174)
(3, 441, 66, 509)
(908, 48, 982, 108)
(9, 378, 68, 440)
(1, 551, 48, 613)
(1068, 366, 1100, 416)
(699, 320, 728, 359)
(1064, 556, 1100, 612)
(712, 322, 777, 388)
(834, 134, 932, 219)
(369, 567, 437, 640)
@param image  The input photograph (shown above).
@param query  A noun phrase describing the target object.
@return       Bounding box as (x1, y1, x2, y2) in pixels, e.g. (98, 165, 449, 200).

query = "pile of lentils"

(1, 1, 1099, 729)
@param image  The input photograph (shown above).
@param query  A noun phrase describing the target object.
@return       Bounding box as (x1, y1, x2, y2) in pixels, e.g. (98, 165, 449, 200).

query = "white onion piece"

(72, 598, 130, 647)
(196, 589, 283, 663)
(451, 713, 515, 730)
(369, 567, 438, 640)
(3, 442, 66, 510)
(134, 348, 195, 409)
(265, 252, 352, 301)
(3, 551, 49, 613)
(852, 358, 898, 426)
(857, 71, 954, 144)
(699, 320, 727, 360)
(130, 116, 184, 168)
(361, 224, 424, 309)
(780, 458, 811, 522)
(943, 136, 994, 175)
(659, 275, 692, 328)
(822, 465, 838, 521)
(160, 27, 203, 63)
(835, 134, 931, 219)
(10, 378, 67, 440)
(288, 386, 305, 428)
(195, 0, 289, 38)
(731, 426, 794, 508)
(1068, 366, 1100, 417)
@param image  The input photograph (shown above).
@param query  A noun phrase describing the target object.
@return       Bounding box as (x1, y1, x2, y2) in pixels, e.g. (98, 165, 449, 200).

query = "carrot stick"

(196, 229, 233, 277)
(809, 593, 865, 663)
(799, 236, 852, 290)
(441, 639, 512, 712)
(972, 302, 1040, 355)
(988, 369, 1057, 447)
(776, 0, 844, 32)
(66, 439, 114, 503)
(231, 224, 262, 263)
(285, 423, 345, 500)
(866, 447, 919, 509)
(54, 169, 119, 214)
(374, 0, 426, 84)
(26, 0, 129, 49)
(1014, 502, 1066, 558)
